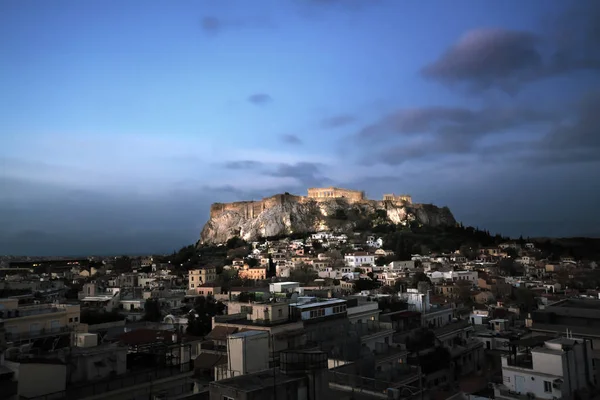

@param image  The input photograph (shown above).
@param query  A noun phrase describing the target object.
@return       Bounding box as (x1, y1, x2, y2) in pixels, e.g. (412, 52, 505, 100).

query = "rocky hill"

(199, 193, 456, 244)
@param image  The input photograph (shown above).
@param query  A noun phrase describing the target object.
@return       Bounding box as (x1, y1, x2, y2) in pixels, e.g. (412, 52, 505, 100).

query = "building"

(494, 337, 594, 400)
(238, 265, 267, 280)
(209, 350, 329, 400)
(189, 267, 217, 289)
(527, 298, 600, 384)
(307, 187, 366, 201)
(344, 252, 375, 268)
(0, 298, 81, 344)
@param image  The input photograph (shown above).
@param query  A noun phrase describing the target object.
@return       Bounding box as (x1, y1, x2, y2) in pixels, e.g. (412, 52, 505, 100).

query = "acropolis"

(307, 187, 412, 204)
(307, 187, 366, 201)
(209, 187, 413, 219)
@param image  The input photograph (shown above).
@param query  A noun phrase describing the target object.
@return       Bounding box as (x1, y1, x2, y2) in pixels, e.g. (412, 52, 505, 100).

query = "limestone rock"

(199, 193, 456, 245)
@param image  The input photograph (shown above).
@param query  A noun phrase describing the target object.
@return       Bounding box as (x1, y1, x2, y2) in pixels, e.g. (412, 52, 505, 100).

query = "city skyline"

(1, 0, 599, 255)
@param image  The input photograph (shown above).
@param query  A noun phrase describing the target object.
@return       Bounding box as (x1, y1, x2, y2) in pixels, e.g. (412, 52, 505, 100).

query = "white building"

(495, 337, 594, 400)
(344, 252, 375, 268)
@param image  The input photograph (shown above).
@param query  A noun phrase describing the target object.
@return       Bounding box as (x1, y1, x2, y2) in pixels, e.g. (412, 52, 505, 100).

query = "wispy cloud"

(247, 93, 273, 105)
(280, 134, 303, 145)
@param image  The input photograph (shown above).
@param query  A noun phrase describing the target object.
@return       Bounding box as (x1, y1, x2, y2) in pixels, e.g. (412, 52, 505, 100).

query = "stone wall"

(307, 187, 366, 201)
(209, 194, 301, 219)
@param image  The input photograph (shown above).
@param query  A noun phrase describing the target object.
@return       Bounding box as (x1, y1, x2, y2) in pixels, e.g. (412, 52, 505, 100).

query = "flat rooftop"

(210, 368, 304, 392)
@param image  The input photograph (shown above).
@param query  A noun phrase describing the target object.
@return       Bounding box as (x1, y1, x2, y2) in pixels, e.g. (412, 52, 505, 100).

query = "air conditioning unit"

(387, 388, 401, 400)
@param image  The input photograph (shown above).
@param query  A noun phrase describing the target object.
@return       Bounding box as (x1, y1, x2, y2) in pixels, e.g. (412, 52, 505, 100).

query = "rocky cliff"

(199, 194, 456, 244)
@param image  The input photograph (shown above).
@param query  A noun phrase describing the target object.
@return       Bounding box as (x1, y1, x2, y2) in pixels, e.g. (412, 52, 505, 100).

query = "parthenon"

(307, 187, 366, 201)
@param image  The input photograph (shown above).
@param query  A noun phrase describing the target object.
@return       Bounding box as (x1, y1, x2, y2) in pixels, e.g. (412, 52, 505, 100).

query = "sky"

(1, 0, 599, 256)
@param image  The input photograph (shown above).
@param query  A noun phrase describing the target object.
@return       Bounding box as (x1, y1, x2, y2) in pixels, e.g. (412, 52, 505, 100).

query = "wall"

(18, 363, 67, 398)
(227, 332, 269, 376)
(209, 194, 302, 219)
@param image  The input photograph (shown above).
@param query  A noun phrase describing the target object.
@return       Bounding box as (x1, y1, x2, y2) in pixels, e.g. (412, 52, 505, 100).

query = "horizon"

(2, 0, 599, 255)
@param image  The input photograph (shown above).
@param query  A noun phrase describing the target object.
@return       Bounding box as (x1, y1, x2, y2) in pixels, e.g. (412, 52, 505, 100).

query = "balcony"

(5, 326, 73, 342)
(0, 304, 73, 319)
(506, 354, 533, 369)
(495, 385, 533, 400)
(200, 341, 227, 354)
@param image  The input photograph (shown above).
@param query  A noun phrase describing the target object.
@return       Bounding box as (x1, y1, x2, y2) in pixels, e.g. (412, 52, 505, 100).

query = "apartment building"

(527, 298, 600, 384)
(0, 298, 81, 344)
(495, 337, 594, 400)
(189, 267, 217, 290)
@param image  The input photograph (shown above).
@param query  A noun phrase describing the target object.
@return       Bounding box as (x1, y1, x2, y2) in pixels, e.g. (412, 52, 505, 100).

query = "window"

(69, 318, 73, 323)
(544, 381, 552, 393)
(223, 396, 235, 400)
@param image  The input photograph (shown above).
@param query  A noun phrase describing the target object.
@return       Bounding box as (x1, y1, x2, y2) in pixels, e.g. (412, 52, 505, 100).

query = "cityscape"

(2, 1, 600, 400)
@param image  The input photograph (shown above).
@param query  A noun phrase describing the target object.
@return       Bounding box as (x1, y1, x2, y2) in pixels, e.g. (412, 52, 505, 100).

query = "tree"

(186, 295, 226, 337)
(506, 247, 519, 258)
(354, 278, 380, 292)
(267, 256, 277, 278)
(238, 292, 256, 302)
(410, 272, 431, 288)
(226, 236, 247, 249)
(325, 250, 345, 268)
(513, 287, 537, 313)
(143, 299, 162, 322)
(246, 258, 258, 268)
(290, 264, 318, 284)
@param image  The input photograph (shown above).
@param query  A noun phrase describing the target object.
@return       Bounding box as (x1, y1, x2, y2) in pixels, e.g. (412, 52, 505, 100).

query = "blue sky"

(1, 0, 599, 255)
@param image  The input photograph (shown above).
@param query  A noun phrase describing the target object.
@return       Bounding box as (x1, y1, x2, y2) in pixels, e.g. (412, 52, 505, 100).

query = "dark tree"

(246, 257, 258, 268)
(143, 299, 162, 322)
(267, 256, 277, 278)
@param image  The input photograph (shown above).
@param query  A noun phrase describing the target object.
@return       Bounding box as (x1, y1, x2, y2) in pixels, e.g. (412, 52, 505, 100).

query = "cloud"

(356, 105, 555, 164)
(422, 2, 600, 93)
(247, 93, 273, 105)
(281, 134, 303, 145)
(421, 29, 543, 93)
(321, 114, 357, 129)
(266, 162, 331, 187)
(223, 160, 263, 170)
(200, 17, 221, 35)
(200, 16, 275, 37)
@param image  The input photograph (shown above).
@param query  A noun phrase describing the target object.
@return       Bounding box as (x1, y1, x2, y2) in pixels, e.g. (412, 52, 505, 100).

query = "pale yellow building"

(0, 298, 81, 343)
(238, 265, 267, 280)
(189, 267, 217, 290)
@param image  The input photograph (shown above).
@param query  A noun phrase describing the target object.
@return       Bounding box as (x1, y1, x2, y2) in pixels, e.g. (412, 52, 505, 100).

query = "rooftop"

(210, 368, 305, 392)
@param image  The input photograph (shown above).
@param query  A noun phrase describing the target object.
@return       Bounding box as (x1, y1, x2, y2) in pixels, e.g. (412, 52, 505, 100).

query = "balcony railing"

(0, 304, 75, 319)
(5, 326, 73, 342)
(506, 355, 533, 369)
(200, 341, 227, 353)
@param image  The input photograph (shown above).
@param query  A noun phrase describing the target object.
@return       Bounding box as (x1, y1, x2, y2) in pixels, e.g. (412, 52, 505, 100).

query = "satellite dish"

(290, 293, 299, 304)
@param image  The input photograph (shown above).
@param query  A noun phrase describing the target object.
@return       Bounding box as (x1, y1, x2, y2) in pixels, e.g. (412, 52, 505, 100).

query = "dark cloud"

(356, 105, 555, 164)
(266, 162, 331, 187)
(223, 160, 263, 170)
(200, 17, 221, 35)
(247, 93, 273, 105)
(281, 134, 303, 145)
(421, 29, 542, 93)
(422, 2, 600, 93)
(321, 114, 357, 129)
